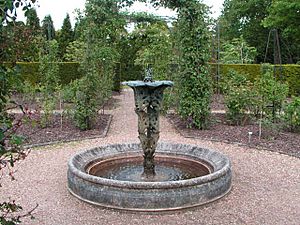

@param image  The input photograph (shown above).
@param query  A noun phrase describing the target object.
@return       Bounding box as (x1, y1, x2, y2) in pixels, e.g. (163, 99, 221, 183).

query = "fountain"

(67, 67, 232, 211)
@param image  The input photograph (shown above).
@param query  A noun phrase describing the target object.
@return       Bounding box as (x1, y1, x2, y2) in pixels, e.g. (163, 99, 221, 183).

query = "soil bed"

(14, 113, 112, 147)
(167, 113, 300, 158)
(8, 92, 120, 147)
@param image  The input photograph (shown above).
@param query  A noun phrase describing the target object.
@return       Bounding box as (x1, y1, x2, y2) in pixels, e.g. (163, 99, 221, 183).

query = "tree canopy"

(42, 15, 55, 40)
(263, 1, 300, 41)
(58, 13, 74, 59)
(220, 0, 272, 62)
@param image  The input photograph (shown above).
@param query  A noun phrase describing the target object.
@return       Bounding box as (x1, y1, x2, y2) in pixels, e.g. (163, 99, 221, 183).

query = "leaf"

(0, 131, 4, 141)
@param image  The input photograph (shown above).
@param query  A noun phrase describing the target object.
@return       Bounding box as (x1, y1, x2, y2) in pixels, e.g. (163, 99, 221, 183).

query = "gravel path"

(1, 89, 299, 225)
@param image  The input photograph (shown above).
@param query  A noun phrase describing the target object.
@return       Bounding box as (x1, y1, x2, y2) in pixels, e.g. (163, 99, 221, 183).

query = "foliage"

(58, 14, 74, 59)
(73, 75, 98, 130)
(1, 1, 37, 223)
(64, 40, 85, 62)
(118, 1, 214, 126)
(220, 0, 300, 64)
(263, 0, 300, 63)
(73, 9, 85, 41)
(38, 40, 60, 128)
(41, 15, 55, 40)
(221, 65, 289, 129)
(73, 0, 124, 130)
(254, 64, 289, 120)
(0, 21, 42, 62)
(220, 0, 272, 62)
(26, 8, 40, 35)
(0, 7, 41, 62)
(263, 1, 300, 42)
(121, 11, 164, 23)
(283, 96, 300, 132)
(0, 0, 36, 23)
(133, 22, 173, 80)
(220, 36, 257, 64)
(221, 70, 255, 125)
(176, 1, 212, 129)
(280, 65, 300, 96)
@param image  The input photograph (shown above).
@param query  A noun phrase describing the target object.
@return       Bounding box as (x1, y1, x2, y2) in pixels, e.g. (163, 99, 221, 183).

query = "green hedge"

(279, 65, 300, 96)
(4, 62, 299, 95)
(210, 64, 300, 95)
(3, 62, 83, 86)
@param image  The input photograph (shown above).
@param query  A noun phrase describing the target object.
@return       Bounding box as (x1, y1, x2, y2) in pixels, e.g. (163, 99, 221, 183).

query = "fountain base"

(68, 143, 232, 212)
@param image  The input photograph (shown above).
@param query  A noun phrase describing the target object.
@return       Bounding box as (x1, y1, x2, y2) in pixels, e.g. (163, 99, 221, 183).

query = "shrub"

(222, 70, 255, 125)
(39, 40, 60, 128)
(283, 96, 300, 132)
(73, 76, 98, 130)
(254, 64, 289, 122)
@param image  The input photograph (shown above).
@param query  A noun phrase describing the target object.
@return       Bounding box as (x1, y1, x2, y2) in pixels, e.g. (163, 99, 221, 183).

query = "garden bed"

(7, 92, 120, 147)
(14, 113, 112, 148)
(167, 95, 300, 159)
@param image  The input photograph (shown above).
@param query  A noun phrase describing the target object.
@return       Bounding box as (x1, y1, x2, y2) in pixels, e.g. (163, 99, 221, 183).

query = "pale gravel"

(1, 89, 299, 225)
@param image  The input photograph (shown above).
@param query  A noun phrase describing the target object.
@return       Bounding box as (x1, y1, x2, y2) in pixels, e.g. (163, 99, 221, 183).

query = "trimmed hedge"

(279, 65, 300, 96)
(3, 62, 299, 95)
(3, 62, 82, 86)
(211, 64, 300, 95)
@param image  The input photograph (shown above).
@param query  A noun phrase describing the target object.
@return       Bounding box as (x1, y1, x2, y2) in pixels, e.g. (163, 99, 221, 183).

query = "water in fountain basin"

(87, 155, 211, 182)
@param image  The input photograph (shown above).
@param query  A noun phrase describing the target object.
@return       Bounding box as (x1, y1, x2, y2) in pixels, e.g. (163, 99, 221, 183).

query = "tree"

(263, 0, 300, 63)
(264, 1, 300, 40)
(42, 15, 55, 40)
(73, 9, 85, 41)
(26, 8, 40, 35)
(58, 13, 74, 59)
(221, 36, 257, 64)
(0, 7, 41, 62)
(0, 20, 42, 62)
(220, 0, 272, 62)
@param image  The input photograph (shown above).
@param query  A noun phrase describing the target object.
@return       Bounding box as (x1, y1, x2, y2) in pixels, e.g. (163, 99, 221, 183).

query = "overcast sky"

(18, 0, 224, 29)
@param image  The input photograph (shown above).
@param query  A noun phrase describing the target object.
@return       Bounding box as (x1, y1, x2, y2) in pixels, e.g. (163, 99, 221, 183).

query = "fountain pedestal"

(123, 79, 173, 176)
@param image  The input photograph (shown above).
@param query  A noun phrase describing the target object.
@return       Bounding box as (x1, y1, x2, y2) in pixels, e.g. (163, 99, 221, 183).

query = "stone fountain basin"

(67, 143, 232, 212)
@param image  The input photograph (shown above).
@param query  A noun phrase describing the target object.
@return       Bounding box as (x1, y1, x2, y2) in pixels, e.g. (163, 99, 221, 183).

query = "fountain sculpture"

(123, 67, 173, 177)
(67, 67, 232, 211)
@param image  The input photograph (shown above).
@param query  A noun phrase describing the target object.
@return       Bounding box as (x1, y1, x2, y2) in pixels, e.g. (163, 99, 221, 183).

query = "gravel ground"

(1, 89, 299, 225)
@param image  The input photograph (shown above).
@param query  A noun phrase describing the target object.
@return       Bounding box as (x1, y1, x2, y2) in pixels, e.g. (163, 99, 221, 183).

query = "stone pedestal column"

(124, 80, 173, 176)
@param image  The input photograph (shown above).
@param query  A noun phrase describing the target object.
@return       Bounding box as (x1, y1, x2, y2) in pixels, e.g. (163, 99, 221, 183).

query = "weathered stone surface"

(123, 80, 173, 175)
(67, 142, 232, 212)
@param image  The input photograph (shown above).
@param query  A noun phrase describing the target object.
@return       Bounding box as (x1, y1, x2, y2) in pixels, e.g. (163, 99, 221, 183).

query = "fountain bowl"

(67, 142, 232, 212)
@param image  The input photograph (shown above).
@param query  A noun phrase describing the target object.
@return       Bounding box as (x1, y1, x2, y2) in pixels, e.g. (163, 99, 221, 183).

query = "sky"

(18, 0, 224, 29)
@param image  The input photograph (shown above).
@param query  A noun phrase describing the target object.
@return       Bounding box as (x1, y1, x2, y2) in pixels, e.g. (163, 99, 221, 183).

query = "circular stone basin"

(67, 143, 232, 212)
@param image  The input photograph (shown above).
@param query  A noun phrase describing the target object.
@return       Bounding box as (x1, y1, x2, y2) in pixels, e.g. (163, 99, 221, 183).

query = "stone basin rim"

(122, 80, 174, 88)
(68, 142, 231, 189)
